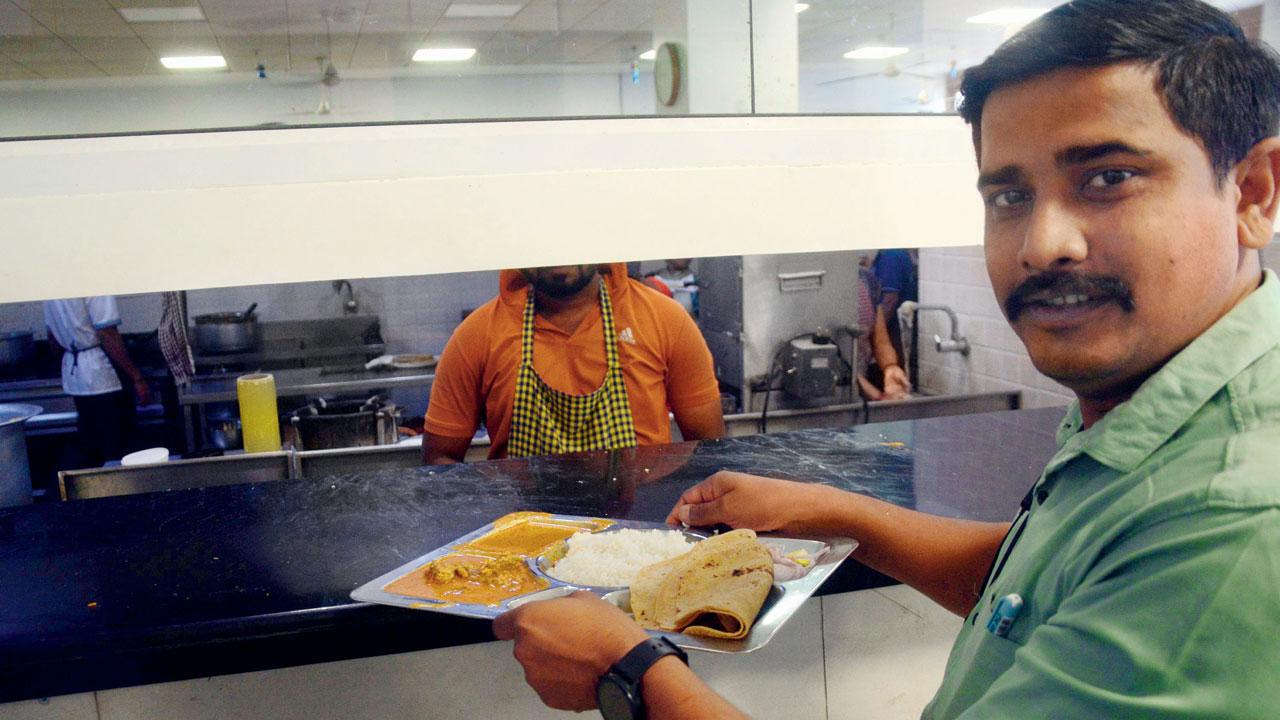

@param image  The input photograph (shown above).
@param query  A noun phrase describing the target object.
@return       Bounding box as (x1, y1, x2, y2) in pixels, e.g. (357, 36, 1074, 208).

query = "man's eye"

(1086, 169, 1135, 189)
(991, 190, 1030, 208)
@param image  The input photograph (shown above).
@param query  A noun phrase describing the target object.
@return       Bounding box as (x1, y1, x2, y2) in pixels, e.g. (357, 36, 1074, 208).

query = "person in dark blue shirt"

(871, 249, 917, 366)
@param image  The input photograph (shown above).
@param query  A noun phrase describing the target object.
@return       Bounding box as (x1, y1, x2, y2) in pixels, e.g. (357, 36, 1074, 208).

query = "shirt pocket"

(927, 630, 1023, 719)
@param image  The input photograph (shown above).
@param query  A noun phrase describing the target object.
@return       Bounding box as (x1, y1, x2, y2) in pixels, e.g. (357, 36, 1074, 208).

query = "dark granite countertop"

(0, 406, 1064, 703)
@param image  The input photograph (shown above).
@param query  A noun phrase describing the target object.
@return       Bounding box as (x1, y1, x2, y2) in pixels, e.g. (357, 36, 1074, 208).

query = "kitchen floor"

(0, 586, 961, 720)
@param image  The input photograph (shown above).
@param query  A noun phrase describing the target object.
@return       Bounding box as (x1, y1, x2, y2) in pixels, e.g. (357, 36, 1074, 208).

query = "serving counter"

(0, 406, 1064, 704)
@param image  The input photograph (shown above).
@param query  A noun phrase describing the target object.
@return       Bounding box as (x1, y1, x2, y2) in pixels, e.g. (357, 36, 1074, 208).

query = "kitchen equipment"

(698, 252, 862, 413)
(193, 303, 258, 354)
(289, 395, 399, 450)
(237, 373, 281, 453)
(0, 331, 36, 370)
(351, 513, 857, 654)
(780, 337, 843, 400)
(203, 404, 243, 448)
(0, 403, 42, 508)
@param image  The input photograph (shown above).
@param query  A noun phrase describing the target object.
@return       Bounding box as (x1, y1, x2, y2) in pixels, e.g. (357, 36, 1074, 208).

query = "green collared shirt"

(925, 270, 1280, 719)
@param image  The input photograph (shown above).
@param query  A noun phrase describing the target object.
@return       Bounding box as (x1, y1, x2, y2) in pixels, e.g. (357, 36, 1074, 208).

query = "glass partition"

(2, 1, 1269, 138)
(3, 249, 1025, 499)
(0, 0, 744, 137)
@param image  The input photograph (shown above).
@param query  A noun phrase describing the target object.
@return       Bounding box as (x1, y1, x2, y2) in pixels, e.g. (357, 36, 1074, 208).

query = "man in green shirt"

(492, 1, 1280, 717)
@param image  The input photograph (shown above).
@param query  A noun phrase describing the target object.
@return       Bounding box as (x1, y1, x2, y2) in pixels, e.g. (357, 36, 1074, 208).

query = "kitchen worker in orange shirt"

(422, 264, 725, 463)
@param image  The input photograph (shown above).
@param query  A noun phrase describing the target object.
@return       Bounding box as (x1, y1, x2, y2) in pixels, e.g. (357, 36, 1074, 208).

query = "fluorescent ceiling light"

(638, 48, 656, 61)
(160, 55, 226, 70)
(118, 7, 206, 23)
(844, 46, 909, 60)
(444, 3, 523, 18)
(966, 8, 1048, 25)
(413, 48, 477, 62)
(795, 3, 810, 12)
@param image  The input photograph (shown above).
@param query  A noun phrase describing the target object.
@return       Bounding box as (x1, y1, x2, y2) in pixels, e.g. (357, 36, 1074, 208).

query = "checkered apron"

(507, 280, 639, 458)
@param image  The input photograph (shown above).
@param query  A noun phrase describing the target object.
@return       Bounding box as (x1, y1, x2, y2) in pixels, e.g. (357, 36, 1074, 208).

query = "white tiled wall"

(917, 242, 1280, 410)
(1, 587, 960, 720)
(0, 272, 499, 359)
(915, 246, 1074, 410)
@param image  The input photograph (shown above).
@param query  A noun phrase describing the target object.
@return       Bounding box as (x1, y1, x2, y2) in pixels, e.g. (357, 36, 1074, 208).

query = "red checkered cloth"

(158, 291, 194, 386)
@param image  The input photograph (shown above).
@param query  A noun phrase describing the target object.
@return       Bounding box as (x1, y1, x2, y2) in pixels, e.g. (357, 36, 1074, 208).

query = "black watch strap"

(612, 636, 688, 685)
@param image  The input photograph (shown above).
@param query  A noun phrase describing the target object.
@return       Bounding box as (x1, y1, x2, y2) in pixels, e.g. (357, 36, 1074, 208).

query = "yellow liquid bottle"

(237, 373, 281, 453)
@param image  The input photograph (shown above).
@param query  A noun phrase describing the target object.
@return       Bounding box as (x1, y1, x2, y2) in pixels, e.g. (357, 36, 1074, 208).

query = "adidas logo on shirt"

(617, 327, 636, 345)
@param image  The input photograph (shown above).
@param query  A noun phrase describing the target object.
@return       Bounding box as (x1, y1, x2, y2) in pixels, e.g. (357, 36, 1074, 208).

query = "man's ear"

(1235, 136, 1280, 251)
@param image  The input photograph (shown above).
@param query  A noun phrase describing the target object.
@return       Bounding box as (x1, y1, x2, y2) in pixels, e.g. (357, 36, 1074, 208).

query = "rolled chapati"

(630, 529, 774, 640)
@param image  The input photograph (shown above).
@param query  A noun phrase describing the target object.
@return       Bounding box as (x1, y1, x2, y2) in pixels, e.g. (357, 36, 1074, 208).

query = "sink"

(719, 390, 1023, 438)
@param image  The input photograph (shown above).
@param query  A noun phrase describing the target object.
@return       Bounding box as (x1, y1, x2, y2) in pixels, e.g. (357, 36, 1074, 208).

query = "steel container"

(192, 312, 257, 354)
(289, 396, 399, 450)
(0, 404, 41, 508)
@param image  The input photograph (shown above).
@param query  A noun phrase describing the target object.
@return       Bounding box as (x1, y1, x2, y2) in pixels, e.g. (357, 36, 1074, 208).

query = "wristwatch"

(596, 636, 688, 720)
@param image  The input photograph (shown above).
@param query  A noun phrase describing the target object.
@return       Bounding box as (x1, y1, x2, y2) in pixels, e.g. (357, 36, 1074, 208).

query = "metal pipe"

(332, 280, 358, 315)
(914, 305, 971, 356)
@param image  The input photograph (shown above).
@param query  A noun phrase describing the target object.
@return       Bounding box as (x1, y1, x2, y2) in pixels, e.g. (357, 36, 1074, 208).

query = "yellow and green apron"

(507, 280, 638, 457)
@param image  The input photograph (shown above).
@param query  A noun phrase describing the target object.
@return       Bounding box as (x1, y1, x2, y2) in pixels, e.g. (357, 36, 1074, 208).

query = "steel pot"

(193, 304, 258, 354)
(0, 403, 41, 508)
(0, 331, 35, 369)
(289, 395, 399, 450)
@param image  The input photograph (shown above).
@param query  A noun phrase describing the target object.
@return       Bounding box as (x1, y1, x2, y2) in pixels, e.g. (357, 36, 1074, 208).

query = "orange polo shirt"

(425, 264, 720, 459)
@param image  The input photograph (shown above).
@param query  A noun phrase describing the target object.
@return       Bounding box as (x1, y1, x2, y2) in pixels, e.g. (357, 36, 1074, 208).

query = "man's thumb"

(679, 497, 725, 527)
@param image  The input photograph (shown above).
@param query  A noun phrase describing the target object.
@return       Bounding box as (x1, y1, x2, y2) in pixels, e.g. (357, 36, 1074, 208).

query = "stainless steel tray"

(351, 513, 857, 654)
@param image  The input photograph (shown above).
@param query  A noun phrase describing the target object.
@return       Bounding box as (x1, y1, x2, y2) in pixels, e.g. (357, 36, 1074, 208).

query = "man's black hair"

(959, 0, 1280, 181)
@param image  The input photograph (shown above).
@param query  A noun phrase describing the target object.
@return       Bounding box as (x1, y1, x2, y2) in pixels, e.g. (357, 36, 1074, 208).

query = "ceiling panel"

(548, 0, 607, 30)
(24, 56, 103, 77)
(0, 55, 41, 79)
(477, 30, 543, 64)
(0, 2, 44, 37)
(202, 1, 291, 37)
(505, 0, 560, 33)
(574, 30, 651, 64)
(13, 0, 110, 9)
(27, 6, 135, 38)
(358, 0, 420, 31)
(431, 16, 516, 33)
(348, 31, 417, 69)
(93, 57, 159, 75)
(63, 35, 150, 61)
(522, 30, 604, 64)
(571, 0, 651, 33)
(105, 0, 188, 7)
(0, 34, 79, 61)
(129, 20, 220, 42)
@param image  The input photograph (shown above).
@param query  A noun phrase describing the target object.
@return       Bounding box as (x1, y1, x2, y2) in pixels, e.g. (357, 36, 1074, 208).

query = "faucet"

(914, 304, 971, 356)
(332, 280, 358, 315)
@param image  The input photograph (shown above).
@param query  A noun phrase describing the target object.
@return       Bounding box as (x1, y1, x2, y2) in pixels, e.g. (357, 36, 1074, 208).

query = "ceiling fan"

(275, 56, 364, 117)
(817, 58, 935, 87)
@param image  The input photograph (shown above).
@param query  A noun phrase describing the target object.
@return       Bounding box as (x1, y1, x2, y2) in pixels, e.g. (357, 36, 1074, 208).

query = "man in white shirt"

(44, 296, 150, 466)
(648, 259, 698, 317)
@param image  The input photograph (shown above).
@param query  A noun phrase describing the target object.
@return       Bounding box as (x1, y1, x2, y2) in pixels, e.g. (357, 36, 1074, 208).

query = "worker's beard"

(525, 266, 599, 299)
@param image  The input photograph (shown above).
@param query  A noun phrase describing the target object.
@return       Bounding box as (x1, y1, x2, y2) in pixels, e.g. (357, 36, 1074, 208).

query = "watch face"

(597, 676, 638, 720)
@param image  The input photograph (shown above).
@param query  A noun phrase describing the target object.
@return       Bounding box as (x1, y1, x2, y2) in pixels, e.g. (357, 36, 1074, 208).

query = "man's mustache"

(1005, 273, 1136, 322)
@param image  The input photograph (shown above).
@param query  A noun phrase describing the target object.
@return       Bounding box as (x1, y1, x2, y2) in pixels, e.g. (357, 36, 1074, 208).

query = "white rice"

(546, 529, 694, 587)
